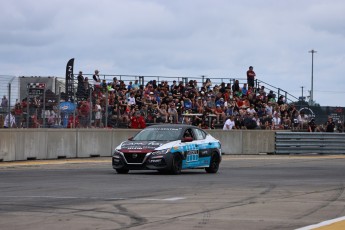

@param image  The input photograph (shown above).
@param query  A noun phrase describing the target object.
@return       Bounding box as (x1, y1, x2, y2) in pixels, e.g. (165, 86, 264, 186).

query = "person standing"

(14, 101, 23, 128)
(94, 99, 102, 128)
(76, 71, 86, 98)
(325, 117, 335, 132)
(79, 100, 90, 128)
(246, 66, 256, 88)
(93, 69, 101, 83)
(1, 95, 8, 112)
(4, 110, 17, 128)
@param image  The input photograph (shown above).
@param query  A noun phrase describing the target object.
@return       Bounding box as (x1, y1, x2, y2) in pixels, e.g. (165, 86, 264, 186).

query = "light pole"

(309, 49, 317, 105)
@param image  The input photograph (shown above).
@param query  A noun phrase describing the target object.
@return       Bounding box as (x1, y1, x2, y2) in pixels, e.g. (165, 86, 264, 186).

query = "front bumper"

(112, 152, 172, 170)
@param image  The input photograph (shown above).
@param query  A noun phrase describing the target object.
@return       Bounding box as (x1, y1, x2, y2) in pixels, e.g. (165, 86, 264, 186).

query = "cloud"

(0, 0, 344, 106)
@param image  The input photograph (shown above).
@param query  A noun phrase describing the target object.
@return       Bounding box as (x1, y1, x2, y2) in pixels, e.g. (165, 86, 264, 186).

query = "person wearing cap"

(247, 66, 256, 88)
(214, 104, 226, 124)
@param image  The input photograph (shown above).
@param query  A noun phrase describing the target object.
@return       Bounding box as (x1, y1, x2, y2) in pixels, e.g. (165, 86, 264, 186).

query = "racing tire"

(116, 168, 129, 174)
(170, 154, 182, 175)
(205, 153, 220, 173)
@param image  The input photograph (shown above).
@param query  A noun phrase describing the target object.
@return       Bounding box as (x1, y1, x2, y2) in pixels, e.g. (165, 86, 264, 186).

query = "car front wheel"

(170, 154, 182, 175)
(205, 153, 220, 173)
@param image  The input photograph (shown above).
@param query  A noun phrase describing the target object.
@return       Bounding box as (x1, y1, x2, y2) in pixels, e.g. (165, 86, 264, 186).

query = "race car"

(112, 124, 222, 174)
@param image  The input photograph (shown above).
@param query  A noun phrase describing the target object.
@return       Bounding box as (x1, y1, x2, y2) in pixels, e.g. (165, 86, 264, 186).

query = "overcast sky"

(1, 0, 344, 107)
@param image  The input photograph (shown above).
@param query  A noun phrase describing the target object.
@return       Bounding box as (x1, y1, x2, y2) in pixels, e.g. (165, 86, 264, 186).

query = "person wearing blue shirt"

(242, 83, 248, 96)
(215, 98, 225, 107)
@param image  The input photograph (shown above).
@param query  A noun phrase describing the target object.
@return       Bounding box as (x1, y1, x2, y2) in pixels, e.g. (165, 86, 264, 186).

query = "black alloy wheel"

(205, 153, 220, 173)
(170, 154, 182, 175)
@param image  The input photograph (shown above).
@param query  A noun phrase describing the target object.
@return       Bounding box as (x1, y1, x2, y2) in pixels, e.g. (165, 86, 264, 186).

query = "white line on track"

(0, 195, 186, 201)
(295, 216, 345, 230)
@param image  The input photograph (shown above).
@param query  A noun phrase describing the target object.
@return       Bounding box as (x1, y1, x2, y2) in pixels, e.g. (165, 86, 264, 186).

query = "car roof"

(146, 124, 196, 129)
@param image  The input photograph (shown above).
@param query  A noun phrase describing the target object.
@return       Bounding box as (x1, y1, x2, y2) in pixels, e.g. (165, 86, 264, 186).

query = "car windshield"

(133, 127, 182, 141)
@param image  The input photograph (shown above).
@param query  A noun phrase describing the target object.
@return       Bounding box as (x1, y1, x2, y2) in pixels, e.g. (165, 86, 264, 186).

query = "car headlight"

(113, 149, 122, 156)
(151, 148, 170, 156)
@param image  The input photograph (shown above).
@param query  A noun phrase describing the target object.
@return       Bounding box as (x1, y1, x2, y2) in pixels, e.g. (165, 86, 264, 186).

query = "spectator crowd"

(0, 67, 343, 132)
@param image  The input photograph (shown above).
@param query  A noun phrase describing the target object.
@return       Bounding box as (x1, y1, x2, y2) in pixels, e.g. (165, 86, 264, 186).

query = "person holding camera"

(168, 103, 178, 124)
(157, 104, 169, 123)
(308, 118, 317, 132)
(325, 117, 335, 132)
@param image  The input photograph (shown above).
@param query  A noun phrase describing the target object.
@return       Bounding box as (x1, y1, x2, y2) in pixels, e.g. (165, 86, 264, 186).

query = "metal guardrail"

(275, 132, 345, 154)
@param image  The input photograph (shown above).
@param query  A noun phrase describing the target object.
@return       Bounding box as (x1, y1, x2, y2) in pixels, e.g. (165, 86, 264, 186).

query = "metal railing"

(275, 132, 345, 154)
(79, 74, 299, 103)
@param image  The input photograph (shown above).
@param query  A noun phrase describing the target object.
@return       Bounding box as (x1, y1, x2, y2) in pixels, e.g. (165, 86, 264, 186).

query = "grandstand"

(0, 74, 343, 130)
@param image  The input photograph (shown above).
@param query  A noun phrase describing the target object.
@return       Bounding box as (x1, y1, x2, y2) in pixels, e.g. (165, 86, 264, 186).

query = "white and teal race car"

(112, 124, 222, 174)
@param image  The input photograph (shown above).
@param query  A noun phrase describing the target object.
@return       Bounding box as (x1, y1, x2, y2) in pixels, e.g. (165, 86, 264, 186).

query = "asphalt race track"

(0, 155, 345, 230)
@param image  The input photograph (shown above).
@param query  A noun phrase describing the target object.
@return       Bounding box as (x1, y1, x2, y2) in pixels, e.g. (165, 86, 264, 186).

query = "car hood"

(117, 140, 176, 153)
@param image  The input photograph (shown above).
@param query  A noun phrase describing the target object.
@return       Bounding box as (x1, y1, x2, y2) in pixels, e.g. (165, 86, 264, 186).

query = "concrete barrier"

(0, 130, 16, 161)
(47, 130, 77, 159)
(208, 130, 275, 154)
(0, 129, 276, 162)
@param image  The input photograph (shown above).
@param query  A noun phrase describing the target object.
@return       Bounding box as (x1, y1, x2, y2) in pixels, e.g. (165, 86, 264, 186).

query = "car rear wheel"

(116, 168, 129, 174)
(205, 153, 220, 173)
(170, 154, 182, 175)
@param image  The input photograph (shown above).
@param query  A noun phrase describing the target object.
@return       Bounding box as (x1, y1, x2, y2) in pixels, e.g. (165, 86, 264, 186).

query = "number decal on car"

(186, 151, 199, 162)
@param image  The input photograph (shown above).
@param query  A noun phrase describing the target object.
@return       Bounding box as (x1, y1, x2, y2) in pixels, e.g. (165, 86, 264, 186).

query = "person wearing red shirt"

(14, 102, 23, 128)
(79, 100, 90, 128)
(246, 66, 256, 88)
(130, 111, 146, 129)
(67, 114, 80, 128)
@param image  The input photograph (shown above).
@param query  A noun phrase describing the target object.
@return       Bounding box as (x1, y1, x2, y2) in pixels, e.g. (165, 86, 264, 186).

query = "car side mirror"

(182, 137, 193, 142)
(128, 137, 133, 141)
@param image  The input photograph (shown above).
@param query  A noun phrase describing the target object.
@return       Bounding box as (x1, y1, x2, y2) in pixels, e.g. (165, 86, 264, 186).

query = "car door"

(192, 128, 211, 167)
(181, 128, 200, 168)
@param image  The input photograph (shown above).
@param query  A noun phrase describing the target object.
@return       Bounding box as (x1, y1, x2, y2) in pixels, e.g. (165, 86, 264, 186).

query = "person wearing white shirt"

(223, 116, 235, 130)
(128, 93, 136, 105)
(246, 104, 256, 115)
(272, 112, 282, 130)
(4, 110, 17, 128)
